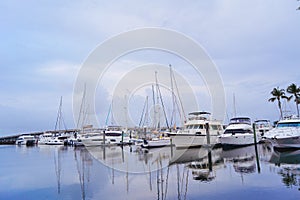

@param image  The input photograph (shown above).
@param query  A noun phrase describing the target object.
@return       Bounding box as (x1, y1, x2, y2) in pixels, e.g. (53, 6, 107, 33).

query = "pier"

(0, 129, 80, 145)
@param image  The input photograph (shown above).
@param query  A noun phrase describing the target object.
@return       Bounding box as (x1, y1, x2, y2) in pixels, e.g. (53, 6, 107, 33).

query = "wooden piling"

(205, 122, 210, 145)
(103, 130, 106, 145)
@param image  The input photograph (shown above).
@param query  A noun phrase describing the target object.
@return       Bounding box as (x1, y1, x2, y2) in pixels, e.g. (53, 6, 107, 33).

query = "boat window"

(277, 122, 300, 128)
(186, 125, 192, 129)
(211, 125, 219, 130)
(230, 118, 251, 124)
(193, 125, 200, 129)
(224, 129, 253, 134)
(105, 132, 122, 137)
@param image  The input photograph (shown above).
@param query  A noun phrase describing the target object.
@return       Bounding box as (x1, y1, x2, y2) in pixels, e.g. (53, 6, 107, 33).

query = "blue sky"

(1, 0, 300, 135)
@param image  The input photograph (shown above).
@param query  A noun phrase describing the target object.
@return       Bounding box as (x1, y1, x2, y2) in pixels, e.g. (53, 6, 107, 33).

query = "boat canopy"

(230, 117, 251, 124)
(188, 112, 211, 121)
(188, 111, 211, 116)
(254, 119, 270, 123)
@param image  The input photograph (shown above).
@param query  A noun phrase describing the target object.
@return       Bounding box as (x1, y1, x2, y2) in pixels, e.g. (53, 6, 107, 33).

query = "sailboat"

(40, 97, 70, 145)
(80, 103, 130, 147)
(141, 71, 172, 148)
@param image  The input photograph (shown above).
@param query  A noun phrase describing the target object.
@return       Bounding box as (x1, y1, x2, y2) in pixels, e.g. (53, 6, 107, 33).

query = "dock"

(0, 129, 80, 145)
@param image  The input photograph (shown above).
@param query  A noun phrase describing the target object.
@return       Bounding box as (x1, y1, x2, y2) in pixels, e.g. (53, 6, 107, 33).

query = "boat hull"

(16, 136, 36, 146)
(263, 118, 300, 150)
(16, 139, 36, 146)
(81, 135, 131, 147)
(267, 136, 300, 150)
(169, 133, 220, 148)
(219, 133, 260, 146)
(141, 139, 171, 148)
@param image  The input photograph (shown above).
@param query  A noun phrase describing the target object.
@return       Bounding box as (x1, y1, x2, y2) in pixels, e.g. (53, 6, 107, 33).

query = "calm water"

(0, 143, 300, 200)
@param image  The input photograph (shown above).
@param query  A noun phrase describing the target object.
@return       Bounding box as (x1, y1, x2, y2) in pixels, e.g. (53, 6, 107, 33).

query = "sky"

(0, 0, 300, 136)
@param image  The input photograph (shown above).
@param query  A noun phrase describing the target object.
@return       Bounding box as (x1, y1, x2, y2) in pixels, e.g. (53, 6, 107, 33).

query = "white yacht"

(81, 126, 130, 147)
(80, 131, 103, 147)
(263, 116, 300, 149)
(38, 132, 53, 145)
(254, 119, 273, 137)
(168, 112, 224, 148)
(15, 135, 36, 146)
(46, 135, 69, 145)
(218, 117, 256, 146)
(141, 136, 171, 148)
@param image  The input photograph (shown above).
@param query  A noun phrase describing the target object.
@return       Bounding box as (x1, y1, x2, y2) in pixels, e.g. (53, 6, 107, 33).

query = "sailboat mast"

(145, 96, 149, 128)
(54, 96, 67, 133)
(233, 93, 237, 118)
(152, 84, 156, 130)
(155, 71, 161, 130)
(169, 64, 176, 129)
(105, 103, 112, 126)
(155, 71, 170, 130)
(77, 84, 86, 129)
(171, 67, 186, 124)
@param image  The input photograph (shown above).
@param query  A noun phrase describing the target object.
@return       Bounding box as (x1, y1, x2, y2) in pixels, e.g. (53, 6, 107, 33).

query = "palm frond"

(268, 97, 276, 102)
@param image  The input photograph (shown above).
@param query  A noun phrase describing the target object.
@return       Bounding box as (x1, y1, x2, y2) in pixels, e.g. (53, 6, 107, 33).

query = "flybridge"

(189, 111, 211, 116)
(188, 111, 211, 121)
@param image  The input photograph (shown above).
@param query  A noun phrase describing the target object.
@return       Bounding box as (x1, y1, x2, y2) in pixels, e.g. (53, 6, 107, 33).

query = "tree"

(287, 83, 300, 117)
(268, 87, 291, 119)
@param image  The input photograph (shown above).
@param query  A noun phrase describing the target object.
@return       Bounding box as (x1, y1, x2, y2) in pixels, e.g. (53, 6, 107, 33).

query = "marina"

(1, 1, 299, 199)
(1, 143, 300, 200)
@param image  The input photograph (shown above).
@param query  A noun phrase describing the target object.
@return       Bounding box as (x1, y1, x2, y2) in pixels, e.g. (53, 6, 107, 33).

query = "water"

(0, 143, 299, 200)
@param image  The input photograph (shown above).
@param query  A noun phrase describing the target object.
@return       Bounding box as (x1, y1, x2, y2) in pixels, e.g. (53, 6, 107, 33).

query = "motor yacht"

(15, 135, 36, 146)
(168, 112, 223, 148)
(264, 116, 300, 149)
(218, 117, 257, 146)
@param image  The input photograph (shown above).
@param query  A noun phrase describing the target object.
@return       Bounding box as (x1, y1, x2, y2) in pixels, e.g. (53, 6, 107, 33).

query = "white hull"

(219, 133, 260, 146)
(46, 140, 64, 145)
(44, 136, 69, 145)
(264, 117, 300, 149)
(81, 136, 106, 147)
(16, 136, 36, 146)
(81, 135, 130, 147)
(267, 136, 300, 149)
(169, 133, 220, 148)
(16, 139, 36, 145)
(141, 138, 171, 148)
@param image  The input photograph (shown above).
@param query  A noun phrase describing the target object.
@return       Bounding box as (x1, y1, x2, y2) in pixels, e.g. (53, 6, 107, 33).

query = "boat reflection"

(169, 147, 224, 182)
(85, 145, 125, 171)
(74, 146, 93, 200)
(269, 150, 300, 165)
(268, 149, 300, 189)
(85, 145, 172, 173)
(221, 145, 257, 174)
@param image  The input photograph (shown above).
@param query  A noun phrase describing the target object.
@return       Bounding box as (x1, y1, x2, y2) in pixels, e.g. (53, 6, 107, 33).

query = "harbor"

(1, 143, 300, 200)
(0, 114, 299, 199)
(1, 1, 300, 199)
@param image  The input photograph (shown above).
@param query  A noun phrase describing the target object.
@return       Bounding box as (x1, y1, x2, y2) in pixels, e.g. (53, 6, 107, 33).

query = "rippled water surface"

(1, 143, 300, 200)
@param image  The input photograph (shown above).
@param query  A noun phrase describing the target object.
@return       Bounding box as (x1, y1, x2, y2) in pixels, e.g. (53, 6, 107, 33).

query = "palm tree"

(287, 83, 300, 117)
(268, 87, 291, 119)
